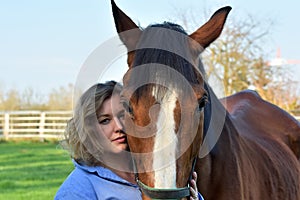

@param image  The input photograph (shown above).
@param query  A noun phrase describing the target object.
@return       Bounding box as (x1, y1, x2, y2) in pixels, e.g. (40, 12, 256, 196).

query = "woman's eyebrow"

(97, 114, 111, 118)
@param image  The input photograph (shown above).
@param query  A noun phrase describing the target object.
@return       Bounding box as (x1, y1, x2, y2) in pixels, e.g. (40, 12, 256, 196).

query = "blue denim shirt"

(55, 160, 204, 200)
(54, 160, 142, 200)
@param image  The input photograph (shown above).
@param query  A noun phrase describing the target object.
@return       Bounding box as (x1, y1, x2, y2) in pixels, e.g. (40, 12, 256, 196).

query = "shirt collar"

(72, 159, 137, 187)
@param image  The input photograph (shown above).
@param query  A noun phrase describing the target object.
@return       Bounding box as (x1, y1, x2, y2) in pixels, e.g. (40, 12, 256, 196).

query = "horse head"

(111, 1, 231, 199)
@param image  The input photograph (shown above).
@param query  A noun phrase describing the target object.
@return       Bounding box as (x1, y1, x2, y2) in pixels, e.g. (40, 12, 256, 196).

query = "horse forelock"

(126, 24, 204, 102)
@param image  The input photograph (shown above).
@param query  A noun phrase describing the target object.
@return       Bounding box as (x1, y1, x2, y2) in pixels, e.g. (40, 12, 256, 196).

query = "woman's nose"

(113, 117, 123, 131)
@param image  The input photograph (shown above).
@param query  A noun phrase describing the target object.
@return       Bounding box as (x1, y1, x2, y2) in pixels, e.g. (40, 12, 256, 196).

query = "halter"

(133, 157, 197, 199)
(132, 83, 210, 199)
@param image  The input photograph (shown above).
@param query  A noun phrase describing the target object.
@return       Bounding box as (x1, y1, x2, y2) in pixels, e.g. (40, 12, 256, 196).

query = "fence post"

(4, 113, 10, 139)
(39, 112, 46, 141)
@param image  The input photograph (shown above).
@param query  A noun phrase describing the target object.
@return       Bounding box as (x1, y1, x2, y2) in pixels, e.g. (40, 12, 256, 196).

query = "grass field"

(0, 140, 74, 200)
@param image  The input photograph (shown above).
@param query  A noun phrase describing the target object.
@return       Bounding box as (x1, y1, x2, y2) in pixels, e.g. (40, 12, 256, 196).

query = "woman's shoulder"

(54, 168, 97, 200)
(55, 161, 142, 200)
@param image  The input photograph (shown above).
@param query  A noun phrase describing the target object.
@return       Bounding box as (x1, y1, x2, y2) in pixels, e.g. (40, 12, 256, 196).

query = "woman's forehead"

(98, 95, 122, 114)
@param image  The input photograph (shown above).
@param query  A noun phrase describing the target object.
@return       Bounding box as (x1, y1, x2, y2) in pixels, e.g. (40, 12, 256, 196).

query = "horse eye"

(198, 95, 208, 111)
(122, 101, 134, 116)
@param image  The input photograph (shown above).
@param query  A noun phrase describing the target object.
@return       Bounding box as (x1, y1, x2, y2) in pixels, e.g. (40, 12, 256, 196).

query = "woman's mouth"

(112, 136, 127, 143)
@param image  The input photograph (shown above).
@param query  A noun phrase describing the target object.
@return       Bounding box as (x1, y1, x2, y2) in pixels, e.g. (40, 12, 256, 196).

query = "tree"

(0, 84, 74, 111)
(20, 87, 48, 110)
(47, 83, 74, 110)
(0, 89, 21, 110)
(173, 10, 299, 112)
(205, 18, 299, 111)
(201, 16, 272, 96)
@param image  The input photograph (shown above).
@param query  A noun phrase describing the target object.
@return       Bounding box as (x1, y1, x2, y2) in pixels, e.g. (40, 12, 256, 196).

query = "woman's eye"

(99, 118, 110, 125)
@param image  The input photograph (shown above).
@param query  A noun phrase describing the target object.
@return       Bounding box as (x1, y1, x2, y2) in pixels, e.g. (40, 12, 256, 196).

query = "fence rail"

(0, 110, 299, 140)
(0, 111, 72, 140)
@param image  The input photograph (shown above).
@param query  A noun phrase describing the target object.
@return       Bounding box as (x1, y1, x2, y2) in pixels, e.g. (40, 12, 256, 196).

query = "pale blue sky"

(1, 0, 299, 95)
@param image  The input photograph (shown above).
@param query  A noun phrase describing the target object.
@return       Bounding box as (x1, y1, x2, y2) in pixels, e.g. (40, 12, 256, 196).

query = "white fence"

(0, 111, 72, 140)
(0, 110, 299, 140)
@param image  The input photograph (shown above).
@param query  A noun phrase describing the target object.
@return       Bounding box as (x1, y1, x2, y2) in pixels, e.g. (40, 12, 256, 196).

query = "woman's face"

(97, 94, 128, 153)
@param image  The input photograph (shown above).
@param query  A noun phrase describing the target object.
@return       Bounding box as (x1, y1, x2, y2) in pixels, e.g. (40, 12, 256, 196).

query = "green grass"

(0, 140, 74, 200)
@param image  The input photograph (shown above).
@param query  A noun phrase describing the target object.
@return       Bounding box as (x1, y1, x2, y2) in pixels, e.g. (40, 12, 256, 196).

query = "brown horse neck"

(197, 116, 244, 199)
(198, 86, 245, 199)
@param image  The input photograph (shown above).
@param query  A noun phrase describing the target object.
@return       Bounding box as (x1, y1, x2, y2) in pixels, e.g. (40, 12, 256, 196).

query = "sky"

(1, 0, 300, 96)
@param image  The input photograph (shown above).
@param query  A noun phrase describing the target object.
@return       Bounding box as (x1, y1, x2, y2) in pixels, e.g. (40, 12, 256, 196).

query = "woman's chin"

(111, 142, 129, 153)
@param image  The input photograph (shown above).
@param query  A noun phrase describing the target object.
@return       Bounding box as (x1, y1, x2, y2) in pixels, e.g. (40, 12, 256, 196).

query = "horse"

(110, 1, 300, 199)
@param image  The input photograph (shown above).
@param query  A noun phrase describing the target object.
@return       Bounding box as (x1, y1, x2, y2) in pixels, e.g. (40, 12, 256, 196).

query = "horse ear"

(189, 6, 232, 50)
(111, 0, 142, 52)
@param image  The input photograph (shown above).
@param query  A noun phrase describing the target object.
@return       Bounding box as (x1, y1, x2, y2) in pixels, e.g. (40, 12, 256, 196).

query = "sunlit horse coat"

(111, 1, 300, 199)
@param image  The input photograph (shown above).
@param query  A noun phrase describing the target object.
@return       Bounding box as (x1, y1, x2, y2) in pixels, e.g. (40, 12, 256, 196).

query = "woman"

(55, 81, 201, 200)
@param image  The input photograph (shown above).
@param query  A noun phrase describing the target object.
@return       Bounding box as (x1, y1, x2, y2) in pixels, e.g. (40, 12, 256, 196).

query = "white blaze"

(152, 88, 178, 189)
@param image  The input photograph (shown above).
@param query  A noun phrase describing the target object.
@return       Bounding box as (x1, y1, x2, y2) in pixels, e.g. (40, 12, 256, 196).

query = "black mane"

(148, 22, 188, 34)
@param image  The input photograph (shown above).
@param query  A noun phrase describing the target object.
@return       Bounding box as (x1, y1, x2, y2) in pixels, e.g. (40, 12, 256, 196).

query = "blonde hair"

(63, 81, 122, 166)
